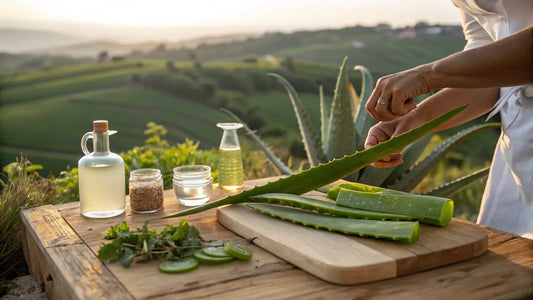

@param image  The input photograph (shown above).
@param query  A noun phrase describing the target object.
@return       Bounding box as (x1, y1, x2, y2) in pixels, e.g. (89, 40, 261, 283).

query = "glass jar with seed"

(129, 168, 164, 213)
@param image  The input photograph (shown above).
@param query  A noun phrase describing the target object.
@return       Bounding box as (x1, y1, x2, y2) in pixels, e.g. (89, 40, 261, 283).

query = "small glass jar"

(129, 169, 164, 213)
(173, 165, 213, 206)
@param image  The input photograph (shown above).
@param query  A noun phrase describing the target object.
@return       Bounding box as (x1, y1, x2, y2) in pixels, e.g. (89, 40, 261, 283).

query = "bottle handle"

(81, 132, 93, 156)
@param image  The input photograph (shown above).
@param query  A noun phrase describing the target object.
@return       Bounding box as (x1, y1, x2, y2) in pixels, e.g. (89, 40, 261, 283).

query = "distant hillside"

(134, 24, 466, 74)
(1, 24, 466, 75)
(0, 28, 84, 52)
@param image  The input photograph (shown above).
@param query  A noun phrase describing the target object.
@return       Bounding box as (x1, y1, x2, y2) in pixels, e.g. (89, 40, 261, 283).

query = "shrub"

(0, 158, 59, 292)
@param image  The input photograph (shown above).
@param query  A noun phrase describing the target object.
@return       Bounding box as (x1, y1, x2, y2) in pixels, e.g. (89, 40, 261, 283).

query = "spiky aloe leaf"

(268, 73, 325, 166)
(247, 203, 419, 243)
(325, 57, 357, 160)
(357, 134, 433, 188)
(221, 108, 293, 175)
(380, 133, 434, 189)
(319, 85, 331, 150)
(425, 166, 490, 197)
(391, 123, 500, 192)
(353, 65, 377, 151)
(161, 105, 466, 219)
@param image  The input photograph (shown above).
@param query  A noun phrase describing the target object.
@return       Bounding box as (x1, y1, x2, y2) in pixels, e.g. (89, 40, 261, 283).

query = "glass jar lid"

(173, 165, 211, 180)
(130, 168, 162, 181)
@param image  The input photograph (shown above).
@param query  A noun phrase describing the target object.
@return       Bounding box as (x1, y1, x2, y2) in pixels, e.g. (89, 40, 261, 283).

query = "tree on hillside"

(97, 51, 108, 62)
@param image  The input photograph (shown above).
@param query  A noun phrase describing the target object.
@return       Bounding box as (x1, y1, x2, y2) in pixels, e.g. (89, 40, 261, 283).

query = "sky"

(0, 0, 462, 42)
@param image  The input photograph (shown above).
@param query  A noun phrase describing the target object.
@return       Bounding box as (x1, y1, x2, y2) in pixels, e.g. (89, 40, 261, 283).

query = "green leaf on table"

(104, 221, 130, 240)
(97, 239, 123, 261)
(119, 247, 135, 267)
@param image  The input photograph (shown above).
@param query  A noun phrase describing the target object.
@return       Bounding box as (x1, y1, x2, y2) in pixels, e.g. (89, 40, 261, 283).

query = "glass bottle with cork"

(78, 120, 126, 218)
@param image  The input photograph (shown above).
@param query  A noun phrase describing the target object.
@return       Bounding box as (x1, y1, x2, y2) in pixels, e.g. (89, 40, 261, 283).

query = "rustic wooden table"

(20, 178, 533, 299)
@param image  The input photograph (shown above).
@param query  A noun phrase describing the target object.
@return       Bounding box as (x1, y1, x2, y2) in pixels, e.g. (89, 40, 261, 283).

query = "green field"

(0, 60, 332, 176)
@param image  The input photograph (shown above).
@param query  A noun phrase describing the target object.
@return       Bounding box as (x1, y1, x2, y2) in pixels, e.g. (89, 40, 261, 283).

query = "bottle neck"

(93, 132, 110, 153)
(220, 129, 240, 149)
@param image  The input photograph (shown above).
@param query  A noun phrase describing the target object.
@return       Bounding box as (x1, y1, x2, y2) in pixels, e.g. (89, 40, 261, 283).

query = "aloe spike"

(161, 105, 466, 219)
(324, 57, 357, 161)
(247, 203, 419, 243)
(249, 193, 416, 221)
(220, 108, 293, 175)
(319, 85, 330, 151)
(391, 123, 500, 192)
(425, 166, 490, 197)
(267, 72, 325, 166)
(353, 65, 377, 151)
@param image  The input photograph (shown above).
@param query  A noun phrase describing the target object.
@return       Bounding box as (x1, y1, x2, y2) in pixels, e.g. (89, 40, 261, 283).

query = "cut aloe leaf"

(250, 193, 415, 221)
(248, 203, 419, 243)
(158, 257, 199, 274)
(335, 188, 454, 226)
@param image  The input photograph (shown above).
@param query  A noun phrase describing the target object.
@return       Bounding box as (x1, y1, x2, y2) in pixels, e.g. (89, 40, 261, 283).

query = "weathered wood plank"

(20, 205, 133, 300)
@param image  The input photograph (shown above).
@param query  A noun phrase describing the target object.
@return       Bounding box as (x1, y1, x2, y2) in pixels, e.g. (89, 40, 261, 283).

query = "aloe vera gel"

(78, 120, 126, 218)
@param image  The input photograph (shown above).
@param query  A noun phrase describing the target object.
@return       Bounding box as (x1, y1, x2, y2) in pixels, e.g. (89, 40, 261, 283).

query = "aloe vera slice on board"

(247, 203, 419, 243)
(162, 106, 466, 219)
(249, 193, 415, 221)
(335, 188, 454, 226)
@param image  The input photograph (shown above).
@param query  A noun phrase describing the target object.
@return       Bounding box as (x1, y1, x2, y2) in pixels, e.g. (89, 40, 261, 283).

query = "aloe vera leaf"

(319, 85, 331, 150)
(379, 133, 434, 189)
(391, 123, 500, 192)
(358, 133, 434, 188)
(161, 105, 465, 219)
(425, 166, 490, 197)
(247, 203, 419, 243)
(335, 188, 454, 226)
(353, 65, 377, 151)
(221, 108, 293, 175)
(268, 73, 325, 166)
(249, 193, 415, 221)
(324, 57, 357, 160)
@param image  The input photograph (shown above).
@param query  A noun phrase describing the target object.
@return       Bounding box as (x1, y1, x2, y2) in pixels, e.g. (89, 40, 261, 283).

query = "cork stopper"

(93, 120, 108, 132)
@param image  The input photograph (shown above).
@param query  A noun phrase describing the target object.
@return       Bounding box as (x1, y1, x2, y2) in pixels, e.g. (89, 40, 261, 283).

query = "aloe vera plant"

(224, 57, 498, 195)
(247, 203, 419, 243)
(162, 105, 464, 219)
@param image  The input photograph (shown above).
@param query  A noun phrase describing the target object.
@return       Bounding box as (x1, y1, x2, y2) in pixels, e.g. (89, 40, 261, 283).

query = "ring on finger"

(377, 97, 388, 105)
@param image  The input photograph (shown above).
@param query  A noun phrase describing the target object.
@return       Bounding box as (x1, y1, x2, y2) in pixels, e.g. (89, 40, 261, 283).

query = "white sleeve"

(459, 10, 493, 50)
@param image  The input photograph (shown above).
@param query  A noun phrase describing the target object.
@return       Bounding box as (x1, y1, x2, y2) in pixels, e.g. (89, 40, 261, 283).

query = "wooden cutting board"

(217, 193, 488, 285)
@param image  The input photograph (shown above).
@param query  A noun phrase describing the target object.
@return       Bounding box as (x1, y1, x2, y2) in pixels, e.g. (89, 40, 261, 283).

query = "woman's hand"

(364, 110, 426, 168)
(366, 65, 432, 121)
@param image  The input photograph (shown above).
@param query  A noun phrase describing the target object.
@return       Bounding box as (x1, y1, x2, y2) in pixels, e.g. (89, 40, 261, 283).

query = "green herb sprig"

(97, 220, 252, 272)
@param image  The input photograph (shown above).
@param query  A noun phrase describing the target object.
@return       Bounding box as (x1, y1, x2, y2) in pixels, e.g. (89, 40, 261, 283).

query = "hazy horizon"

(0, 0, 462, 44)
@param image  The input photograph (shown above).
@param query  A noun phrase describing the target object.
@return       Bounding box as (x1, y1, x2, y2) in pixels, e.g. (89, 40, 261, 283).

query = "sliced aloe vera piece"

(193, 250, 235, 264)
(224, 241, 253, 260)
(335, 188, 453, 226)
(158, 257, 199, 274)
(250, 193, 415, 221)
(202, 247, 230, 257)
(248, 203, 419, 243)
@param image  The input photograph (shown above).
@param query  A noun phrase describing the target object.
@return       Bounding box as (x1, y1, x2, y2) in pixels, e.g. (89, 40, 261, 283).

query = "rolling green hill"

(0, 59, 331, 176)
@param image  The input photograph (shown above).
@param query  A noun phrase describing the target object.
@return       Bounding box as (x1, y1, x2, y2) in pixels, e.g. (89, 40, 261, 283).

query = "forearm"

(407, 87, 500, 132)
(423, 26, 533, 90)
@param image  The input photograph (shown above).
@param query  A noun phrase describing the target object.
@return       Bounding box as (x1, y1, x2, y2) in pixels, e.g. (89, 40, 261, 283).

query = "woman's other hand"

(365, 65, 432, 121)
